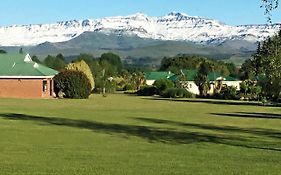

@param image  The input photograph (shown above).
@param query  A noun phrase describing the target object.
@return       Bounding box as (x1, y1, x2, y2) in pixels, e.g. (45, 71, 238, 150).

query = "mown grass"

(0, 94, 280, 175)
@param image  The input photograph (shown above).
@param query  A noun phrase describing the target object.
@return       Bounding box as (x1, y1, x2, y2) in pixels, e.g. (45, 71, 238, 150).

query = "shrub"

(65, 60, 95, 91)
(153, 79, 174, 94)
(137, 86, 159, 96)
(219, 86, 238, 100)
(123, 84, 135, 91)
(54, 70, 91, 99)
(163, 88, 194, 98)
(105, 80, 117, 93)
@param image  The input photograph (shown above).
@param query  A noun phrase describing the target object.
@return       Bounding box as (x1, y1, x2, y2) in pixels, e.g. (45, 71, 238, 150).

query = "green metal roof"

(0, 54, 58, 77)
(207, 72, 222, 81)
(145, 71, 174, 80)
(224, 76, 238, 81)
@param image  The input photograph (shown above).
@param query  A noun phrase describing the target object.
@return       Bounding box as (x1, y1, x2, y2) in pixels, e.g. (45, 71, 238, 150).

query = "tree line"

(240, 30, 281, 101)
(159, 55, 238, 78)
(35, 52, 146, 98)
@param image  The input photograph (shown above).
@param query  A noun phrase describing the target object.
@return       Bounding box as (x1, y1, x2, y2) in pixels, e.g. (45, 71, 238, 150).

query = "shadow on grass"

(0, 113, 280, 152)
(134, 117, 281, 139)
(211, 112, 281, 120)
(144, 97, 262, 106)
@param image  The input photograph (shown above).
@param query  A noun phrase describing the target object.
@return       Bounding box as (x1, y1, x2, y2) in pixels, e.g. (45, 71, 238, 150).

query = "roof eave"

(0, 75, 55, 79)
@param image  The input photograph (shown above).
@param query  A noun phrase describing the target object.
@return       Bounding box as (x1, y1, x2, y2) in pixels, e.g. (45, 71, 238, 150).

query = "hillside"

(1, 32, 255, 65)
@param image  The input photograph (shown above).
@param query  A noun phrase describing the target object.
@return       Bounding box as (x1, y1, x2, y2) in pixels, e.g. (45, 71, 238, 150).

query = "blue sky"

(0, 0, 280, 26)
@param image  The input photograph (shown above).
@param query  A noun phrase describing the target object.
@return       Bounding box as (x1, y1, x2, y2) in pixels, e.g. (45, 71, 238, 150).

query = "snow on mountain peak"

(168, 12, 189, 17)
(0, 12, 280, 46)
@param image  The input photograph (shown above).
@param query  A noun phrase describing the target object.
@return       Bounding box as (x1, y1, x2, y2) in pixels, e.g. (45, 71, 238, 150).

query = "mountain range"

(1, 12, 280, 65)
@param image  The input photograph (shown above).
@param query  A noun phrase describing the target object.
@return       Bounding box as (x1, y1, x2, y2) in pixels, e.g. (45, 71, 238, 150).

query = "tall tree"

(261, 0, 279, 22)
(100, 52, 123, 73)
(43, 54, 66, 71)
(19, 48, 24, 54)
(242, 29, 281, 101)
(195, 61, 211, 97)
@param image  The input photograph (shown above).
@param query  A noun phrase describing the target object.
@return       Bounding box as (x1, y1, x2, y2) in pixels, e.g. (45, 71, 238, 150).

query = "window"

(43, 80, 47, 92)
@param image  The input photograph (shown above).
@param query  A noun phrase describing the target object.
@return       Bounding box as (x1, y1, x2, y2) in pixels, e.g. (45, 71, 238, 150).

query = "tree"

(242, 29, 281, 101)
(54, 70, 91, 99)
(261, 0, 279, 22)
(31, 55, 41, 63)
(100, 52, 123, 73)
(76, 53, 95, 61)
(239, 42, 267, 80)
(194, 61, 211, 97)
(43, 54, 66, 71)
(0, 49, 7, 54)
(19, 48, 24, 54)
(131, 71, 145, 90)
(226, 62, 238, 78)
(153, 79, 174, 94)
(159, 55, 231, 76)
(65, 60, 95, 91)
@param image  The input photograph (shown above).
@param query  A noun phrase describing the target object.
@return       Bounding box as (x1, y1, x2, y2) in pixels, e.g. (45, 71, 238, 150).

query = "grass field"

(0, 94, 280, 175)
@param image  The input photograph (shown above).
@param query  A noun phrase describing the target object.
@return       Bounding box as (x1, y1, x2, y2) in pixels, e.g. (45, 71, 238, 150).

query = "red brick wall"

(0, 78, 54, 99)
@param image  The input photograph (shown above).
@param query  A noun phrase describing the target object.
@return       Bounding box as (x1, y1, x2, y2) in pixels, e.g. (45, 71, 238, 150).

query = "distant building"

(145, 70, 241, 95)
(169, 70, 241, 95)
(0, 54, 58, 98)
(144, 71, 174, 85)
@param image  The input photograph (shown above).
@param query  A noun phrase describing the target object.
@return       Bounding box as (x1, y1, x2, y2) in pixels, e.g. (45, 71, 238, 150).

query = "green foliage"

(104, 79, 117, 93)
(0, 49, 7, 54)
(159, 55, 232, 76)
(78, 53, 95, 60)
(216, 86, 238, 100)
(261, 0, 279, 22)
(123, 84, 135, 91)
(31, 55, 41, 63)
(241, 30, 281, 101)
(240, 80, 262, 101)
(93, 60, 118, 93)
(131, 71, 145, 90)
(239, 59, 256, 80)
(100, 52, 123, 72)
(19, 48, 24, 54)
(240, 81, 249, 95)
(163, 88, 194, 98)
(153, 79, 174, 94)
(43, 54, 66, 71)
(66, 60, 95, 90)
(194, 62, 211, 96)
(137, 86, 159, 96)
(54, 70, 91, 99)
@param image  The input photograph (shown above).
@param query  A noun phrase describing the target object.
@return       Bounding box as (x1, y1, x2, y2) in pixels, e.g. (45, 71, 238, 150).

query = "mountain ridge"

(0, 12, 280, 46)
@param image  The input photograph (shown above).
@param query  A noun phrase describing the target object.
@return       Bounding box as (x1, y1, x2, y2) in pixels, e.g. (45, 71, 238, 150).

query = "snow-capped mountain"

(0, 12, 280, 46)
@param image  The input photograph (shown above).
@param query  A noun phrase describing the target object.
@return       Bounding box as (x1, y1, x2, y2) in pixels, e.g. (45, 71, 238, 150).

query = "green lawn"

(0, 94, 280, 175)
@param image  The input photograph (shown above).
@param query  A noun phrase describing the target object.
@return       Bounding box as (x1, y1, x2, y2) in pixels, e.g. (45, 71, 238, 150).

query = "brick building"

(0, 54, 58, 98)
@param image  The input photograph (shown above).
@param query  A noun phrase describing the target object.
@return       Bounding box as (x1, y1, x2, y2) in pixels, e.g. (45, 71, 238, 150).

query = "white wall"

(146, 80, 155, 86)
(222, 81, 242, 90)
(185, 81, 200, 95)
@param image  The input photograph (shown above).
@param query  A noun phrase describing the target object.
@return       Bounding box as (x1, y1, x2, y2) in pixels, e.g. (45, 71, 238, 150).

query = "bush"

(123, 84, 135, 91)
(153, 79, 174, 94)
(217, 86, 238, 100)
(137, 86, 159, 96)
(105, 80, 117, 93)
(163, 88, 194, 98)
(54, 70, 92, 99)
(65, 60, 95, 90)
